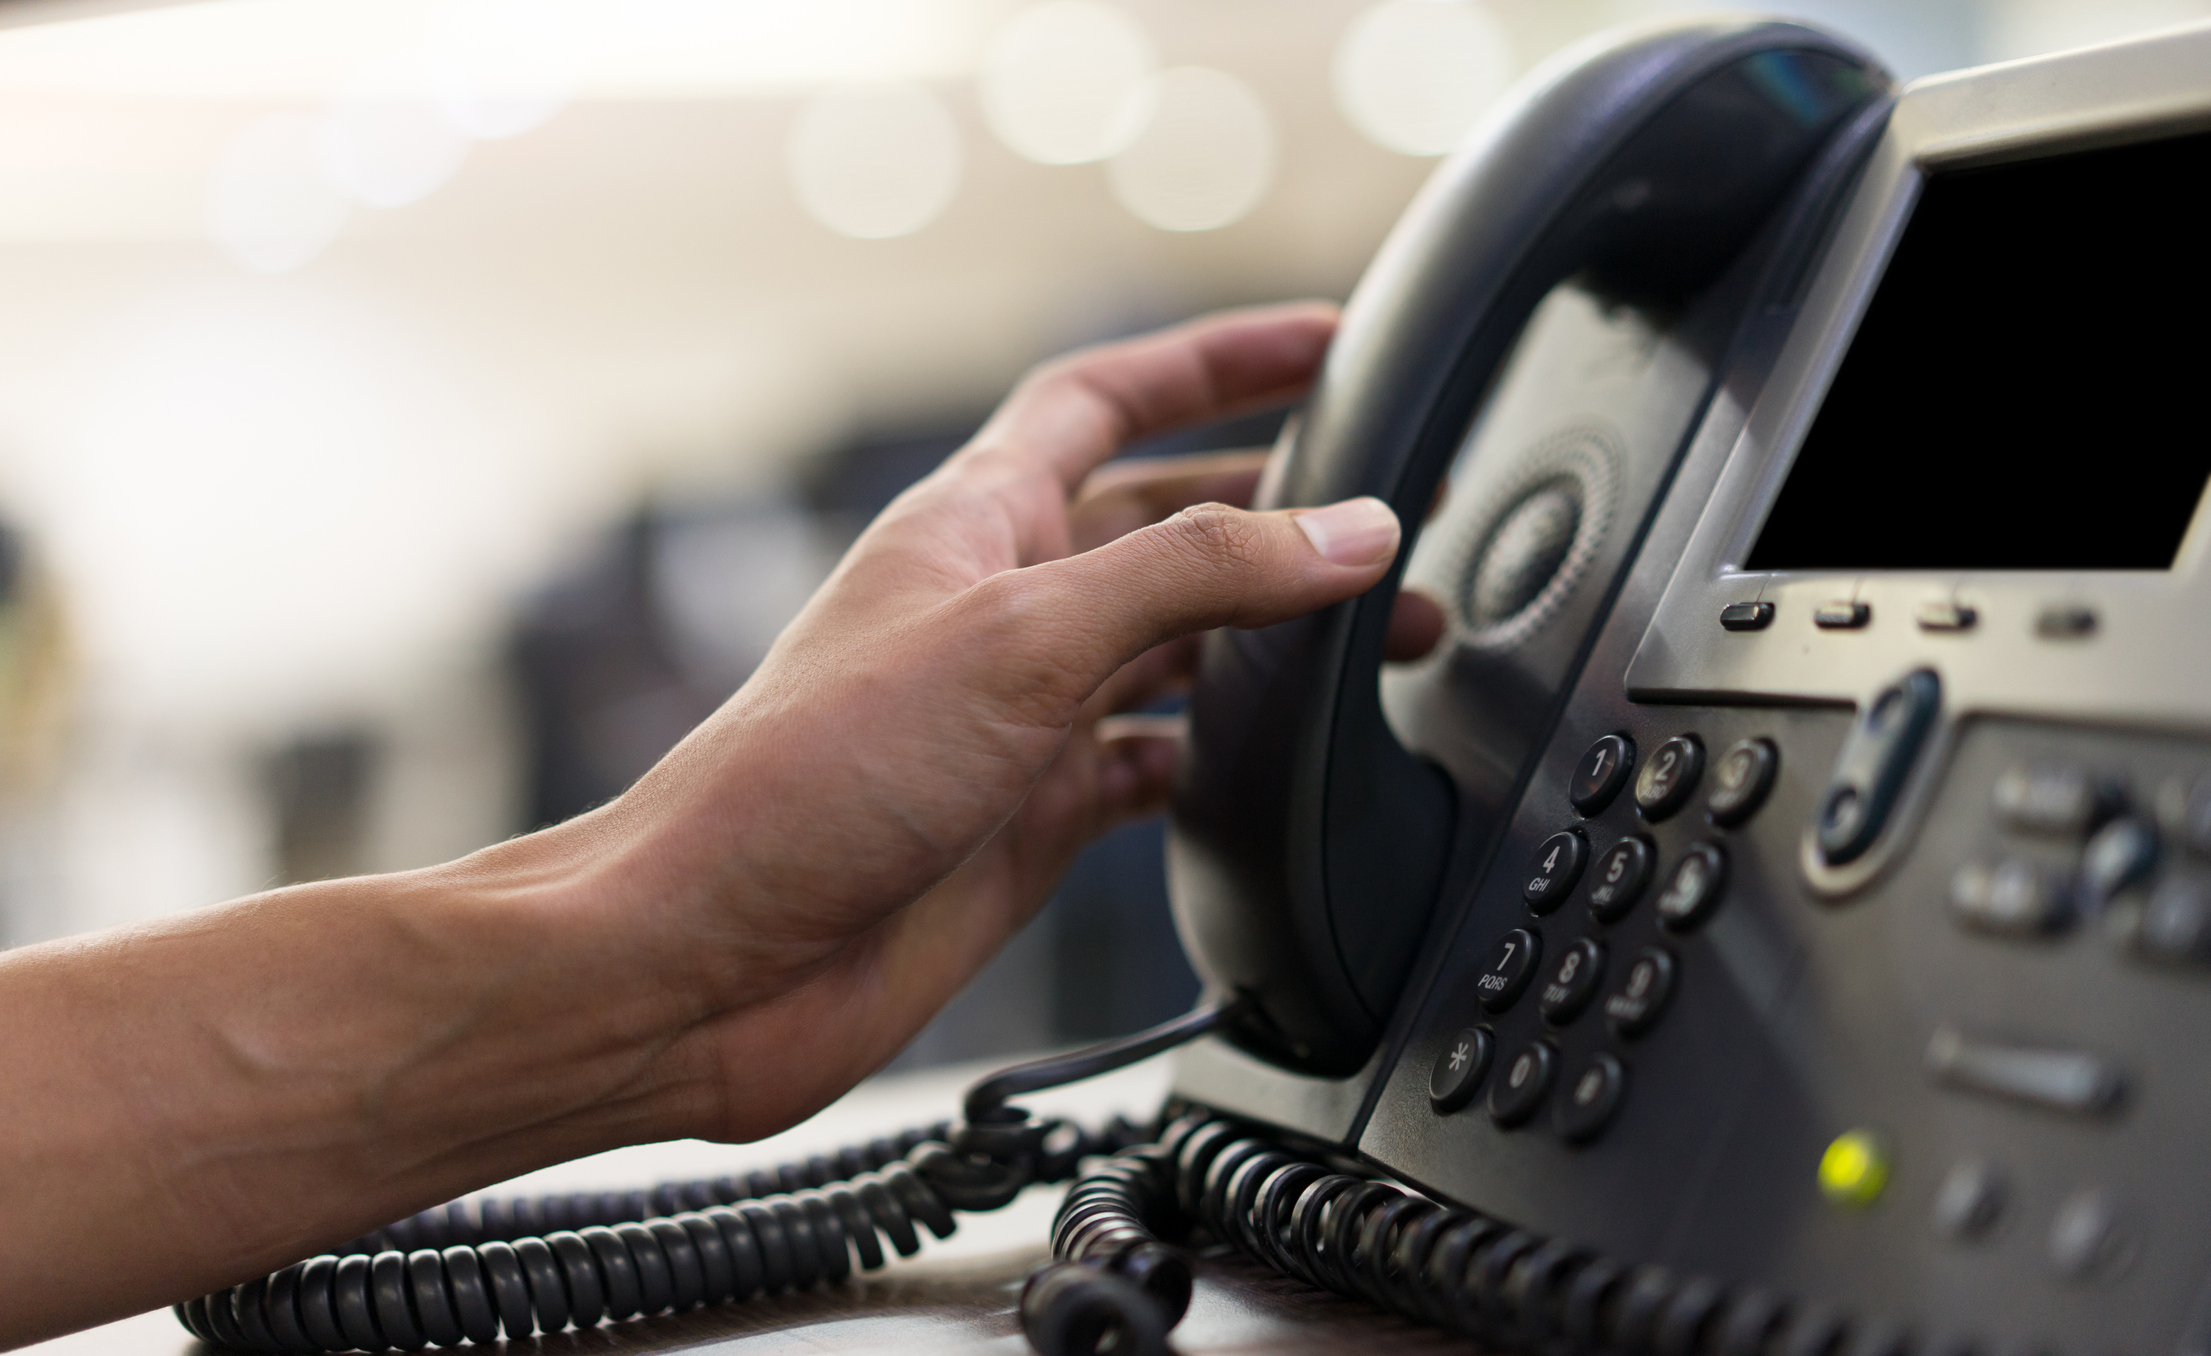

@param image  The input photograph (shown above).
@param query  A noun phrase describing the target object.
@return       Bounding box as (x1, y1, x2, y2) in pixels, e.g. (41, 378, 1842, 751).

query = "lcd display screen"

(1746, 130, 2211, 571)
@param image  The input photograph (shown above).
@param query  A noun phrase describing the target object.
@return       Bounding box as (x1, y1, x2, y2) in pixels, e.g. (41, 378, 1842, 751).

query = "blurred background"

(0, 0, 2196, 1068)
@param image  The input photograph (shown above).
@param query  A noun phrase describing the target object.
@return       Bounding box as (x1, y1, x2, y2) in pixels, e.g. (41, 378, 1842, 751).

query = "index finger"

(967, 301, 1338, 491)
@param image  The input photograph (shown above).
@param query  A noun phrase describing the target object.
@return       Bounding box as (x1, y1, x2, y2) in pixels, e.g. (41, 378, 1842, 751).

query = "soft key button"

(1948, 858, 2072, 936)
(1926, 1026, 2125, 1115)
(1993, 762, 2118, 837)
(2127, 875, 2211, 966)
(1813, 600, 1869, 629)
(1813, 669, 1940, 867)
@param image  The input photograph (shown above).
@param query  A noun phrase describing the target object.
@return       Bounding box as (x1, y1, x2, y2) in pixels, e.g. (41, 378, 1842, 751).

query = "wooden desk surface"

(30, 1058, 1462, 1356)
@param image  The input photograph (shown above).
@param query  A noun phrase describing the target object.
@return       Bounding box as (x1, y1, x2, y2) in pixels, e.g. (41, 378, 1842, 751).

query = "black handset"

(1170, 19, 1883, 1075)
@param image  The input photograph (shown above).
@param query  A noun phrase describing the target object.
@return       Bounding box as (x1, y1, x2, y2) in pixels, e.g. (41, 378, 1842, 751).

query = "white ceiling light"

(787, 81, 963, 240)
(203, 112, 352, 271)
(1333, 0, 1514, 157)
(977, 0, 1155, 165)
(1106, 66, 1274, 233)
(318, 52, 472, 208)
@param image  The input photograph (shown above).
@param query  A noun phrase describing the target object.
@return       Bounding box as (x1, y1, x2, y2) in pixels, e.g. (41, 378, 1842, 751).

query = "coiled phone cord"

(174, 1004, 1228, 1354)
(1024, 1109, 1844, 1356)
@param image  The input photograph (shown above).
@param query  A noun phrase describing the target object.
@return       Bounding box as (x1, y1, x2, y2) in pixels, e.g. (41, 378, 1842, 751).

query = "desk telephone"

(181, 15, 2211, 1356)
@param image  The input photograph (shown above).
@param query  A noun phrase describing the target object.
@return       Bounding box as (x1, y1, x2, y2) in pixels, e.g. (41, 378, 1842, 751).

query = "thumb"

(1032, 495, 1403, 676)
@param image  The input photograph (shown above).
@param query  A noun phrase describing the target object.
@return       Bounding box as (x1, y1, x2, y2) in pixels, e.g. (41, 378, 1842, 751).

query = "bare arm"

(0, 303, 1419, 1347)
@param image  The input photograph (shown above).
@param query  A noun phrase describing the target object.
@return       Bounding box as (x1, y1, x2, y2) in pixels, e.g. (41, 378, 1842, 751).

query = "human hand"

(0, 303, 1454, 1343)
(572, 301, 1441, 1140)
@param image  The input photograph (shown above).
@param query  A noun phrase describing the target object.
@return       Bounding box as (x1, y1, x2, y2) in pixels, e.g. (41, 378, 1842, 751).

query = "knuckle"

(1165, 503, 1261, 570)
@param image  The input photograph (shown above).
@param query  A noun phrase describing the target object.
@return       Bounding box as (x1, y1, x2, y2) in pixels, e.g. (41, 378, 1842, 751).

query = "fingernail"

(1295, 496, 1400, 566)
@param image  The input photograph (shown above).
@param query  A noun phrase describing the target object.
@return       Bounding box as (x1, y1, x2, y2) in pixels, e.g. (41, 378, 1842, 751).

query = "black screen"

(1746, 130, 2211, 571)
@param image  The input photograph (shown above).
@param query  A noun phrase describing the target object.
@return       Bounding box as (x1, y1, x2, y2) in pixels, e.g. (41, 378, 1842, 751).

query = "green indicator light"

(1819, 1130, 1889, 1208)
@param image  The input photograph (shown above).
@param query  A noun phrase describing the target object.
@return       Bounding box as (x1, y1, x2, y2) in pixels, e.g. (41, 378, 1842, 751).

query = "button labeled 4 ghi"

(1523, 831, 1590, 915)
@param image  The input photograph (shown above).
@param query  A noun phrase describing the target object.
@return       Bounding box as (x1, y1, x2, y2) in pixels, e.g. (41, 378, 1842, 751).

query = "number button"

(1539, 938, 1607, 1026)
(1475, 928, 1543, 1013)
(1635, 735, 1705, 821)
(1706, 738, 1778, 827)
(1522, 830, 1590, 915)
(1603, 947, 1677, 1038)
(1488, 1040, 1559, 1127)
(1570, 735, 1635, 816)
(1585, 836, 1655, 923)
(1429, 1027, 1495, 1113)
(1656, 843, 1728, 932)
(1554, 1052, 1628, 1143)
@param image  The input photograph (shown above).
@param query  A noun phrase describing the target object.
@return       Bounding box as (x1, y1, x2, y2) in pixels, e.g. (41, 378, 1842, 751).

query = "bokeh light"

(1333, 0, 1514, 157)
(1106, 67, 1274, 233)
(427, 0, 583, 140)
(978, 0, 1156, 165)
(317, 52, 473, 208)
(202, 112, 352, 272)
(787, 81, 962, 239)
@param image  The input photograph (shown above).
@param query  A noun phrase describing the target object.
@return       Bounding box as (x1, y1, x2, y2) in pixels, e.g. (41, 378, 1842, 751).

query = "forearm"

(0, 817, 714, 1347)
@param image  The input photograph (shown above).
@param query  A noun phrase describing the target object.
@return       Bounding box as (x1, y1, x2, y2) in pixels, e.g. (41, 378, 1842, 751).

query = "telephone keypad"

(1476, 929, 1543, 1012)
(1555, 1051, 1627, 1143)
(1706, 738, 1778, 827)
(1488, 1039, 1559, 1127)
(1524, 830, 1591, 914)
(1571, 735, 1636, 816)
(1540, 939, 1608, 1026)
(1635, 735, 1705, 821)
(1586, 836, 1655, 923)
(1429, 1027, 1495, 1113)
(1656, 842, 1728, 932)
(1603, 947, 1677, 1038)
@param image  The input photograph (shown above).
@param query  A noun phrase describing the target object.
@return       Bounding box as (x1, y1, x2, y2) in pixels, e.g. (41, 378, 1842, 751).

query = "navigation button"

(1814, 669, 1940, 867)
(1523, 831, 1590, 915)
(1570, 735, 1635, 815)
(1604, 948, 1676, 1038)
(1555, 1053, 1627, 1143)
(1635, 736, 1704, 822)
(1475, 929, 1543, 1013)
(1429, 1027, 1495, 1113)
(1657, 843, 1728, 932)
(1926, 1026, 2124, 1115)
(1488, 1040, 1558, 1127)
(1586, 836, 1656, 923)
(1720, 602, 1774, 631)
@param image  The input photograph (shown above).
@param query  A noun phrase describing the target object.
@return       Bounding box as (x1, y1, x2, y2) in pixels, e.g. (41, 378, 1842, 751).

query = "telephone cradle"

(179, 14, 2211, 1356)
